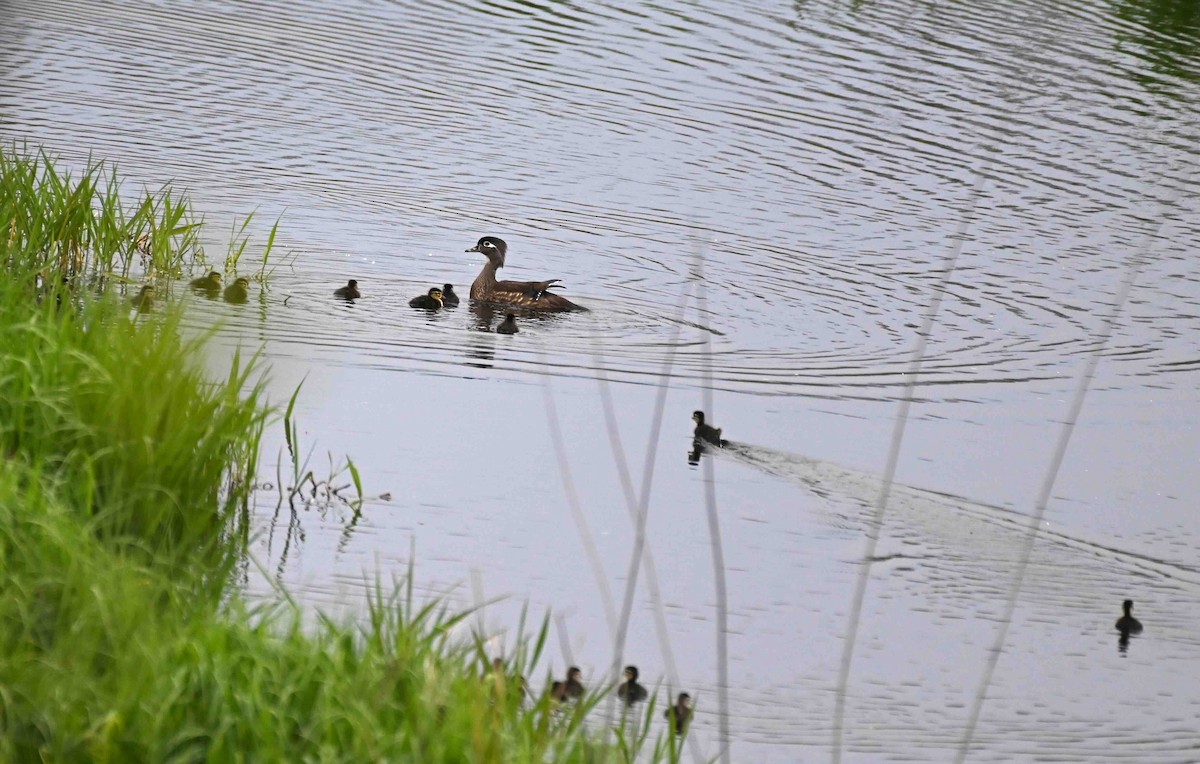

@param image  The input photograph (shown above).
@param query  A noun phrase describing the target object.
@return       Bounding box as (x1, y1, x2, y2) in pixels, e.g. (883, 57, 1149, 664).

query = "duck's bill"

(465, 245, 480, 252)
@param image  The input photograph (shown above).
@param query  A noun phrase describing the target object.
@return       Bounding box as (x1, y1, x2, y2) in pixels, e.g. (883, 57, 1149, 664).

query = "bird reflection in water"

(469, 300, 498, 332)
(1116, 598, 1143, 655)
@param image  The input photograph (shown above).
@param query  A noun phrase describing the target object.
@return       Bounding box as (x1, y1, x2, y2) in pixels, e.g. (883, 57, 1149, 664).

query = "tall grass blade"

(832, 167, 988, 764)
(694, 240, 728, 764)
(953, 194, 1177, 763)
(538, 358, 618, 639)
(605, 250, 699, 738)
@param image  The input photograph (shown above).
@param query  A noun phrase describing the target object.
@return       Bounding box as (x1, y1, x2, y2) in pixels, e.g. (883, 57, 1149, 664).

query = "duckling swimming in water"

(441, 284, 460, 307)
(130, 285, 155, 312)
(551, 666, 585, 702)
(664, 692, 692, 734)
(409, 287, 444, 309)
(189, 271, 222, 297)
(1115, 599, 1143, 635)
(334, 279, 360, 299)
(467, 236, 585, 312)
(223, 277, 250, 304)
(617, 665, 648, 706)
(692, 411, 727, 447)
(496, 313, 518, 334)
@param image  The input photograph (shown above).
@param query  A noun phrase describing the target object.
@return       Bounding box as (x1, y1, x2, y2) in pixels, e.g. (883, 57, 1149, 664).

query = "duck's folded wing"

(495, 278, 561, 295)
(491, 279, 585, 310)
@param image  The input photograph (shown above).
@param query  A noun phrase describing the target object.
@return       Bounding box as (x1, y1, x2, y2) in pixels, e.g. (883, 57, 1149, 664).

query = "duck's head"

(429, 287, 444, 305)
(347, 279, 359, 288)
(443, 283, 456, 295)
(679, 693, 692, 708)
(567, 666, 582, 681)
(467, 236, 507, 268)
(692, 411, 705, 425)
(623, 666, 639, 682)
(1123, 599, 1134, 613)
(208, 271, 222, 282)
(234, 277, 251, 287)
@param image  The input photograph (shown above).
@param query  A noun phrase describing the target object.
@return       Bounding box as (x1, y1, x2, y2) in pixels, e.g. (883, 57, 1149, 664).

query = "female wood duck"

(1115, 599, 1143, 635)
(223, 277, 250, 304)
(692, 411, 727, 446)
(189, 271, 222, 297)
(617, 665, 648, 706)
(664, 693, 692, 734)
(409, 287, 444, 309)
(551, 666, 585, 702)
(441, 284, 460, 307)
(334, 279, 361, 299)
(466, 236, 585, 311)
(496, 313, 518, 334)
(131, 285, 155, 312)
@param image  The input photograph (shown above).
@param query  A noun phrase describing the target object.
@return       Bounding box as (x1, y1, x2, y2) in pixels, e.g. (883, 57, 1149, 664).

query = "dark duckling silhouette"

(664, 692, 692, 734)
(467, 236, 585, 311)
(130, 285, 155, 312)
(334, 279, 360, 299)
(692, 411, 727, 447)
(442, 284, 460, 307)
(223, 277, 250, 304)
(409, 287, 444, 309)
(496, 313, 518, 334)
(189, 271, 222, 297)
(551, 666, 585, 702)
(617, 665, 648, 706)
(1116, 599, 1143, 635)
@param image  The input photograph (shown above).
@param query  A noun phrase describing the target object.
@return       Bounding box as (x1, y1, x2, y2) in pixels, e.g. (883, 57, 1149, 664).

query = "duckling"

(551, 666, 585, 702)
(441, 283, 460, 307)
(334, 279, 361, 299)
(223, 277, 250, 304)
(189, 271, 222, 297)
(409, 287, 444, 310)
(467, 236, 585, 311)
(489, 657, 530, 700)
(664, 692, 692, 734)
(496, 313, 518, 334)
(692, 411, 727, 446)
(130, 285, 155, 312)
(1115, 599, 1143, 635)
(617, 665, 648, 706)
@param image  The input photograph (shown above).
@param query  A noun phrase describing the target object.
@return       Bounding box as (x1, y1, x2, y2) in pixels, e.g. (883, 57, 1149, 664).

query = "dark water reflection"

(3, 0, 1200, 759)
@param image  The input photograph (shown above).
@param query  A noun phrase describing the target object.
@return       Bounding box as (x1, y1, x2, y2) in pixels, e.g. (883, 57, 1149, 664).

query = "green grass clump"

(0, 466, 613, 763)
(0, 283, 265, 568)
(0, 144, 200, 284)
(0, 146, 680, 763)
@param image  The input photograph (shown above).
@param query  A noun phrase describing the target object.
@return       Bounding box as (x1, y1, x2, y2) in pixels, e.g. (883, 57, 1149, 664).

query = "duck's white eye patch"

(482, 241, 495, 248)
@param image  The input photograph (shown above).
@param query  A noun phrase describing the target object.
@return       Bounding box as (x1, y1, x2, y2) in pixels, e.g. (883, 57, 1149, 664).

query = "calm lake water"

(4, 0, 1200, 760)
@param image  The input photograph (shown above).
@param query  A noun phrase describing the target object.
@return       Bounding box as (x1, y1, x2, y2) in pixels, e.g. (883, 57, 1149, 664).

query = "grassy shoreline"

(0, 146, 681, 762)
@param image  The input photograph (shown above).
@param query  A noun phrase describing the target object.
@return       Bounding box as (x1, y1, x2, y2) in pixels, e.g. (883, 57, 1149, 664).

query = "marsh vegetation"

(0, 146, 687, 762)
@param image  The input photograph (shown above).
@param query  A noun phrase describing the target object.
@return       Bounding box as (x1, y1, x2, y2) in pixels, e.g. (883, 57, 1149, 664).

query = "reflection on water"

(1113, 0, 1200, 92)
(3, 0, 1200, 759)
